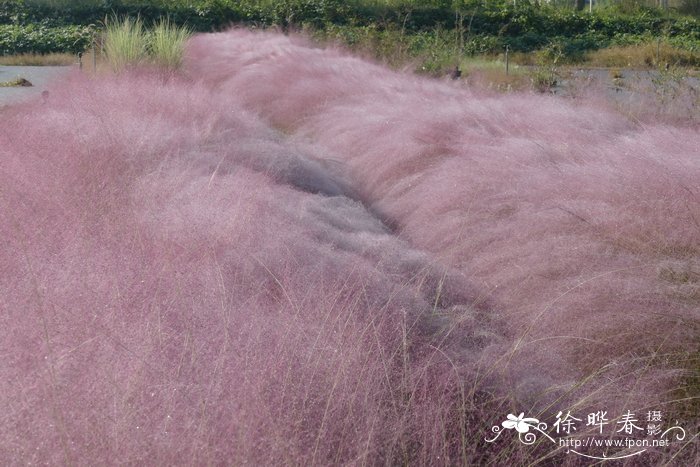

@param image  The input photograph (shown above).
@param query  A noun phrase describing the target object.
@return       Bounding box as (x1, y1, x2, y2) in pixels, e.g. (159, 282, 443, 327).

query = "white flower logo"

(485, 412, 553, 444)
(502, 413, 540, 433)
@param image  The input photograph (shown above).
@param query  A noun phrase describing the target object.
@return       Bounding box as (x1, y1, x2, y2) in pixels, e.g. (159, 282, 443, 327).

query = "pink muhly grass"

(186, 27, 699, 440)
(0, 27, 697, 465)
(0, 69, 503, 465)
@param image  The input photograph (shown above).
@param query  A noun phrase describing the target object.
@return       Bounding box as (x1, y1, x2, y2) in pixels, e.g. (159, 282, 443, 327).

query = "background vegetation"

(0, 0, 698, 70)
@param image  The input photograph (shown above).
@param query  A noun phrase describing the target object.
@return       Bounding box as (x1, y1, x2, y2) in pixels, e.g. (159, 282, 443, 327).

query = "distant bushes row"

(1, 0, 699, 36)
(0, 23, 92, 54)
(317, 21, 697, 69)
(0, 0, 698, 60)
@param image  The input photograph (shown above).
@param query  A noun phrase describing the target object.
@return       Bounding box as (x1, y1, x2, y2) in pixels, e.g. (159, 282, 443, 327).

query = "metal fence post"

(506, 45, 510, 76)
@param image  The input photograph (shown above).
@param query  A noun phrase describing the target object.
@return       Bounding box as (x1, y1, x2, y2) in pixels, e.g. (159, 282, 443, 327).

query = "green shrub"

(0, 23, 93, 55)
(0, 0, 699, 63)
(464, 35, 503, 55)
(680, 0, 700, 16)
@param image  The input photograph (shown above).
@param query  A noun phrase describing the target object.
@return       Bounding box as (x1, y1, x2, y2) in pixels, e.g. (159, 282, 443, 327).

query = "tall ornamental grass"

(151, 18, 192, 69)
(103, 16, 191, 71)
(103, 15, 148, 71)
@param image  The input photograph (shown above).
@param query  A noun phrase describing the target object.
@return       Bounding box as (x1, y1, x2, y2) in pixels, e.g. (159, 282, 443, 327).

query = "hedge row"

(1, 1, 699, 36)
(0, 0, 347, 31)
(0, 23, 93, 54)
(0, 0, 698, 57)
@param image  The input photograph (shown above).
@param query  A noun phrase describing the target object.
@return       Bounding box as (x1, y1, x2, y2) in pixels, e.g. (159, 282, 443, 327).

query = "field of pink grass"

(0, 29, 697, 465)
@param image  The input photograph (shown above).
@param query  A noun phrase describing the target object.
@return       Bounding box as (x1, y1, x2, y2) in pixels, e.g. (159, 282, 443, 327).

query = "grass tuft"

(150, 18, 192, 70)
(103, 15, 148, 71)
(102, 15, 192, 71)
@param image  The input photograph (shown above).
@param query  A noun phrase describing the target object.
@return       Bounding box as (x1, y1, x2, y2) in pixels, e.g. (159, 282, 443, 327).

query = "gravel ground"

(0, 65, 74, 106)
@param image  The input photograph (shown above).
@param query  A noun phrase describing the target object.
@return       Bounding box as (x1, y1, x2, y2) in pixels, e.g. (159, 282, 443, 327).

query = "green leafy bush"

(0, 0, 698, 63)
(0, 23, 93, 54)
